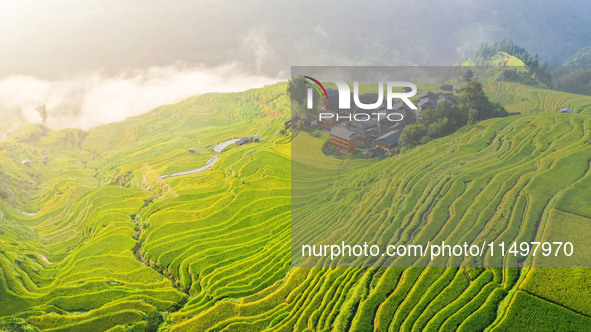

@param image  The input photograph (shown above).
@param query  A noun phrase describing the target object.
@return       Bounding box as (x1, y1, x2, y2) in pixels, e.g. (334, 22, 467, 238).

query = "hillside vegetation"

(1, 80, 591, 331)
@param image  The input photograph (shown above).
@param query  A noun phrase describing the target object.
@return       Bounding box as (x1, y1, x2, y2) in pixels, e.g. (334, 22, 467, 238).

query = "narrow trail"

(159, 138, 240, 179)
(212, 138, 241, 153)
(36, 253, 51, 264)
(143, 173, 150, 190)
(17, 209, 40, 216)
(160, 155, 219, 179)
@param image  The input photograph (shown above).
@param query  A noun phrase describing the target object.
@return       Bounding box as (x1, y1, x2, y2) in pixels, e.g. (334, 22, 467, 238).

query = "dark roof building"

(392, 103, 414, 123)
(393, 102, 411, 112)
(235, 137, 250, 146)
(319, 112, 340, 129)
(329, 126, 368, 153)
(419, 98, 436, 112)
(330, 126, 357, 141)
(356, 93, 385, 109)
(437, 93, 456, 103)
(376, 130, 402, 150)
(420, 91, 435, 99)
(350, 119, 378, 131)
(419, 91, 457, 113)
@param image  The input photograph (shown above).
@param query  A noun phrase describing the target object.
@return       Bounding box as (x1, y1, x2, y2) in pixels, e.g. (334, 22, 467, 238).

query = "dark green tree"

(0, 317, 36, 332)
(427, 117, 451, 138)
(468, 108, 478, 125)
(36, 104, 48, 124)
(287, 76, 307, 103)
(439, 83, 453, 91)
(400, 124, 427, 147)
(462, 69, 474, 82)
(420, 101, 461, 129)
(458, 81, 507, 120)
(402, 81, 507, 148)
(501, 68, 519, 81)
(287, 76, 313, 119)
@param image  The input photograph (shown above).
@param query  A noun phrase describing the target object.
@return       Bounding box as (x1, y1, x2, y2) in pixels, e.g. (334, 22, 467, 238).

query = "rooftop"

(350, 119, 378, 130)
(330, 126, 358, 141)
(376, 130, 402, 146)
(236, 137, 250, 145)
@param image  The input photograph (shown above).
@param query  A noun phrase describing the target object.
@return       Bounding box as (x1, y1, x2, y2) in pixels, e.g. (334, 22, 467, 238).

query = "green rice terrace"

(1, 81, 591, 331)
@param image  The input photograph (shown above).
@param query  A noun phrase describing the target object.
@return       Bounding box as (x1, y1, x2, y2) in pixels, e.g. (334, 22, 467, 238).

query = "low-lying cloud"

(0, 63, 278, 138)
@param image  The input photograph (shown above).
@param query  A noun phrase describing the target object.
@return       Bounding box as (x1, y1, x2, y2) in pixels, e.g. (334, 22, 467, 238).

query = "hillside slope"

(0, 81, 590, 331)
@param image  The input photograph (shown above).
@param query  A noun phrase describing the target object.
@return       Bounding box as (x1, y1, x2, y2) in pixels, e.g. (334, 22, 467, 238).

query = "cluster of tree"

(564, 46, 591, 66)
(552, 68, 591, 96)
(501, 68, 519, 81)
(439, 83, 453, 91)
(527, 61, 551, 86)
(0, 317, 36, 332)
(471, 39, 536, 66)
(400, 81, 507, 147)
(551, 46, 591, 96)
(287, 76, 318, 120)
(499, 67, 551, 87)
(469, 40, 552, 86)
(36, 104, 48, 124)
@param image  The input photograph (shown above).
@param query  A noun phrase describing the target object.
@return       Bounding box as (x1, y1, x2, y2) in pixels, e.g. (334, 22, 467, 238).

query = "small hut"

(284, 119, 293, 129)
(235, 137, 250, 146)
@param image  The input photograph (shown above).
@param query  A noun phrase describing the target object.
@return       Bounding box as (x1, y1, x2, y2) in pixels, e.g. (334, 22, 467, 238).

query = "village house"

(314, 91, 433, 154)
(418, 91, 458, 113)
(376, 130, 402, 151)
(356, 93, 386, 110)
(558, 107, 574, 114)
(235, 137, 250, 146)
(392, 102, 414, 124)
(350, 119, 378, 131)
(329, 126, 368, 154)
(371, 111, 397, 132)
(418, 98, 435, 113)
(319, 112, 339, 129)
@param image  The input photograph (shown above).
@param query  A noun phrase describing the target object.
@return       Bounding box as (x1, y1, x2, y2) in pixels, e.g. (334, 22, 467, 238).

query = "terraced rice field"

(1, 81, 591, 331)
(485, 80, 591, 115)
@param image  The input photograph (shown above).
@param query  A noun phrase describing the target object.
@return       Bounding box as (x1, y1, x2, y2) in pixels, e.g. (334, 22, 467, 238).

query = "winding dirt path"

(18, 209, 40, 216)
(37, 253, 51, 264)
(159, 138, 240, 179)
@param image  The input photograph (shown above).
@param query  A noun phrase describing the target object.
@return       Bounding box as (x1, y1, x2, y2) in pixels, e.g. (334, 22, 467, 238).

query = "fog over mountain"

(1, 0, 590, 134)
